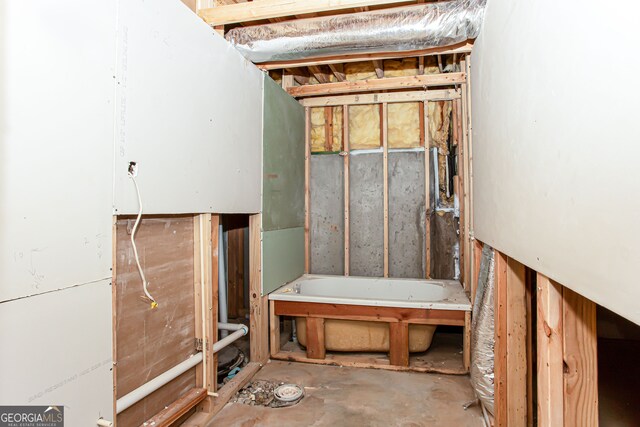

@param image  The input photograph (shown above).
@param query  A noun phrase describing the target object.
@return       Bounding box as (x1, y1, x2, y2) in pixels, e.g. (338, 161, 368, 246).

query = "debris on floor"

(232, 380, 304, 408)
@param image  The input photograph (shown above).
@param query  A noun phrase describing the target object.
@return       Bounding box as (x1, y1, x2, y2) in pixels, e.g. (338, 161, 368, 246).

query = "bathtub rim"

(268, 274, 471, 312)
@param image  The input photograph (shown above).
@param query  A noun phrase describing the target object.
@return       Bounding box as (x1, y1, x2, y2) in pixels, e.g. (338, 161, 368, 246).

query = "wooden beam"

(199, 0, 412, 26)
(324, 106, 333, 151)
(210, 215, 220, 394)
(309, 65, 331, 84)
(343, 105, 350, 276)
(269, 300, 280, 357)
(537, 273, 564, 427)
(328, 63, 346, 82)
(304, 107, 311, 273)
(424, 101, 431, 278)
(382, 103, 389, 277)
(144, 388, 207, 427)
(562, 287, 598, 426)
(257, 42, 473, 70)
(506, 258, 527, 426)
(373, 60, 384, 78)
(418, 56, 425, 75)
(389, 322, 409, 367)
(299, 89, 460, 107)
(288, 72, 465, 97)
(494, 252, 508, 426)
(305, 317, 326, 359)
(249, 214, 269, 364)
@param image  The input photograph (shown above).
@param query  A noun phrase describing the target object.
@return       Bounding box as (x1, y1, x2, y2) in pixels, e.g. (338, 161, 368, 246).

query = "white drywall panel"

(0, 0, 115, 302)
(113, 0, 264, 215)
(0, 279, 113, 424)
(472, 0, 640, 323)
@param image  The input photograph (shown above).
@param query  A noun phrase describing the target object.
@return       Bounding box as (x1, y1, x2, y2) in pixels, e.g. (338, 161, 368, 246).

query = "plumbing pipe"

(213, 324, 248, 354)
(218, 223, 228, 337)
(116, 352, 203, 414)
(96, 419, 113, 427)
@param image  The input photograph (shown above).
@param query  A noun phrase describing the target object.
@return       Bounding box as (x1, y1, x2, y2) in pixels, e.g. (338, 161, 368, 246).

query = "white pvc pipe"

(116, 352, 203, 414)
(213, 324, 248, 353)
(218, 223, 229, 337)
(96, 419, 113, 427)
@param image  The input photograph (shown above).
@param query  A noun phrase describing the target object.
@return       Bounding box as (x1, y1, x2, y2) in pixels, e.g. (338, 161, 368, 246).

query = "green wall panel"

(262, 77, 305, 232)
(262, 227, 305, 295)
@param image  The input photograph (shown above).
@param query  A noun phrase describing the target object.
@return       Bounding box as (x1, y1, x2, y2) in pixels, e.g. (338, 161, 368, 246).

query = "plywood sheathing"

(115, 216, 196, 427)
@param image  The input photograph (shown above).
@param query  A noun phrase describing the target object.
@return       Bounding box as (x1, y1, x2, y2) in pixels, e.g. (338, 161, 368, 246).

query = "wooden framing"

(143, 388, 207, 427)
(304, 107, 311, 273)
(424, 100, 431, 279)
(494, 252, 528, 427)
(299, 89, 460, 108)
(199, 0, 413, 26)
(343, 105, 351, 276)
(536, 273, 598, 426)
(269, 299, 469, 372)
(382, 102, 389, 277)
(288, 72, 466, 97)
(249, 213, 269, 364)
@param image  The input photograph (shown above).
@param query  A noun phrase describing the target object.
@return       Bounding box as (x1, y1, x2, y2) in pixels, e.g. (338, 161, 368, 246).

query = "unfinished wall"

(114, 217, 196, 426)
(113, 0, 264, 215)
(472, 0, 640, 324)
(306, 59, 458, 279)
(0, 1, 115, 424)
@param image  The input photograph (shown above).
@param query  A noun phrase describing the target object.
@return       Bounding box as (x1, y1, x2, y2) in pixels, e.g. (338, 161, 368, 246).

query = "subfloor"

(207, 360, 484, 427)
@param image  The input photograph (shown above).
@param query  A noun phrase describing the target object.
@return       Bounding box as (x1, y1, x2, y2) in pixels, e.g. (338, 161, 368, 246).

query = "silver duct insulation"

(225, 0, 486, 63)
(470, 244, 495, 415)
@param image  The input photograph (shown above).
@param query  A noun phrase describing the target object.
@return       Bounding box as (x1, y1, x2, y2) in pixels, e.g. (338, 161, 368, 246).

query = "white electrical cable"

(128, 172, 158, 308)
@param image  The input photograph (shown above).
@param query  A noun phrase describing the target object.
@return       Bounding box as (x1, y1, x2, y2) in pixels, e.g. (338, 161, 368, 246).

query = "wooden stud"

(418, 101, 425, 147)
(269, 300, 281, 357)
(424, 101, 431, 278)
(494, 251, 508, 426)
(373, 60, 384, 78)
(418, 56, 425, 75)
(305, 317, 326, 359)
(464, 57, 474, 271)
(324, 106, 333, 151)
(258, 42, 473, 71)
(382, 103, 389, 277)
(506, 257, 527, 426)
(304, 107, 311, 274)
(472, 239, 482, 305)
(460, 58, 472, 296)
(462, 311, 471, 372)
(562, 287, 598, 426)
(299, 89, 460, 108)
(343, 105, 350, 276)
(199, 0, 413, 26)
(249, 214, 269, 364)
(389, 322, 409, 367)
(281, 72, 295, 90)
(210, 215, 220, 393)
(288, 73, 466, 97)
(536, 273, 564, 427)
(193, 216, 204, 389)
(111, 216, 118, 421)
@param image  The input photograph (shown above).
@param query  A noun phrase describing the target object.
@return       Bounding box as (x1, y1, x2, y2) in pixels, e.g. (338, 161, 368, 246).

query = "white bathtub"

(269, 274, 471, 311)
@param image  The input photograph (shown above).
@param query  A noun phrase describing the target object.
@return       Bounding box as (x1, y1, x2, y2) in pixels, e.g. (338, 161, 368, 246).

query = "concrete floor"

(208, 360, 484, 427)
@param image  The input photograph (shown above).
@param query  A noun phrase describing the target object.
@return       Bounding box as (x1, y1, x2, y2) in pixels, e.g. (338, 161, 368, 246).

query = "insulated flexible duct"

(225, 0, 486, 63)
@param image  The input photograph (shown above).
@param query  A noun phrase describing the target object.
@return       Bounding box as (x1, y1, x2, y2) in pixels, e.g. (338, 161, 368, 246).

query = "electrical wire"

(128, 172, 158, 308)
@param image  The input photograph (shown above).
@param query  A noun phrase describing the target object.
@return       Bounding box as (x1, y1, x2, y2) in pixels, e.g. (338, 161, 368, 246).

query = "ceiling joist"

(199, 0, 412, 26)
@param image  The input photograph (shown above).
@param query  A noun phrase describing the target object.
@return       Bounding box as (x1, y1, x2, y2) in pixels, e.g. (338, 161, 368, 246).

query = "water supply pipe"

(116, 352, 203, 414)
(214, 322, 249, 353)
(218, 223, 229, 337)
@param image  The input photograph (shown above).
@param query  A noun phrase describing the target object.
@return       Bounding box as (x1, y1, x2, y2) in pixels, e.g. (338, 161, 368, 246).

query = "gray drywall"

(388, 151, 426, 278)
(310, 154, 345, 275)
(349, 153, 384, 277)
(0, 1, 115, 424)
(262, 227, 305, 294)
(472, 0, 640, 323)
(262, 77, 305, 232)
(113, 0, 264, 215)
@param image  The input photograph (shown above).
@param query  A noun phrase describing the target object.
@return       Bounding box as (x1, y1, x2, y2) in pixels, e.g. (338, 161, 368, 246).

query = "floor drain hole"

(233, 380, 304, 408)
